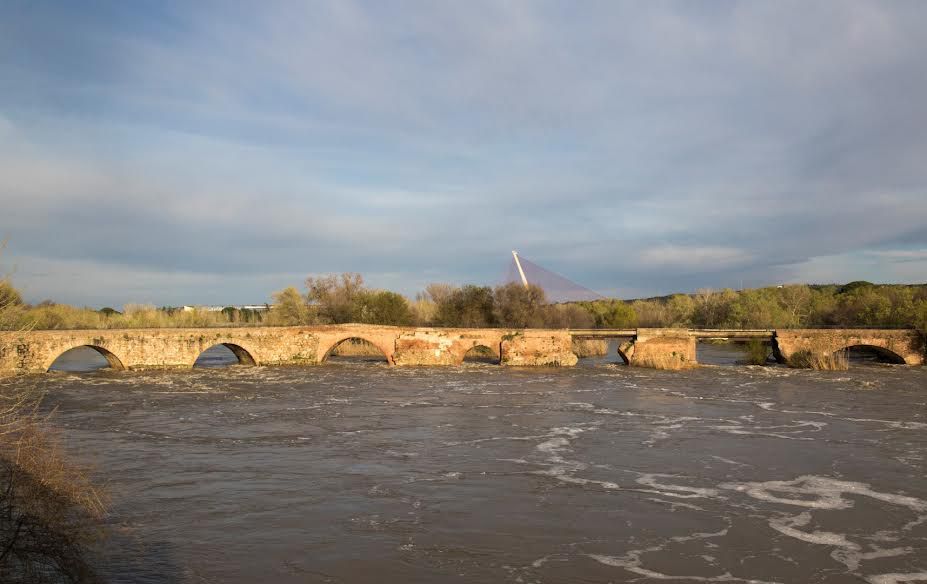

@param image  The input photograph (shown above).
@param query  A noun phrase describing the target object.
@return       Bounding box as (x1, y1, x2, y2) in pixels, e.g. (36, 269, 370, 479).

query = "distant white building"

(180, 304, 270, 312)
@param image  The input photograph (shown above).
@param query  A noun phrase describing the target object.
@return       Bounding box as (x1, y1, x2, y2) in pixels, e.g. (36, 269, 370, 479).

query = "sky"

(1, 1, 926, 307)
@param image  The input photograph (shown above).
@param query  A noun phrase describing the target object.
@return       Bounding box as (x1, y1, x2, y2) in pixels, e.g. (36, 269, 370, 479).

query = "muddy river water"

(9, 346, 927, 583)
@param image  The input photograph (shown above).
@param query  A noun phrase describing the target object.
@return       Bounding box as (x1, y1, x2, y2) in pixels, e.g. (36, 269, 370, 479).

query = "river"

(7, 345, 927, 583)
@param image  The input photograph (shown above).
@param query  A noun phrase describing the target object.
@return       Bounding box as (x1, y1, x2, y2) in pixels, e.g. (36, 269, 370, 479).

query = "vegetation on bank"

(1, 272, 107, 582)
(1, 272, 926, 333)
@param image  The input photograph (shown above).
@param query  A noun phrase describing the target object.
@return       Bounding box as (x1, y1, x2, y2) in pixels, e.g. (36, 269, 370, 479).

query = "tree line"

(268, 276, 927, 332)
(268, 274, 594, 328)
(1, 273, 926, 332)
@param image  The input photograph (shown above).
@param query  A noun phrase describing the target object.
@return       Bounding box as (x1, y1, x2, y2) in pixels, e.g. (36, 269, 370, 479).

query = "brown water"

(10, 345, 927, 583)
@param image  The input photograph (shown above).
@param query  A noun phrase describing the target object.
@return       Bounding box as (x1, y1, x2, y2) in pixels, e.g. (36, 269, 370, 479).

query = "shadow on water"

(573, 338, 629, 367)
(461, 345, 501, 365)
(96, 530, 184, 584)
(324, 337, 391, 364)
(846, 345, 907, 366)
(48, 346, 113, 373)
(697, 340, 771, 366)
(193, 344, 241, 368)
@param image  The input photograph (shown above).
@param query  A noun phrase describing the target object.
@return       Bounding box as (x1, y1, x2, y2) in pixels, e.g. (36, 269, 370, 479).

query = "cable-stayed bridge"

(504, 251, 604, 302)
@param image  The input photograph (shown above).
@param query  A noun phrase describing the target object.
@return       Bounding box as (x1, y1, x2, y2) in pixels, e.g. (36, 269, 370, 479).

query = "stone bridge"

(0, 325, 922, 377)
(0, 325, 578, 376)
(773, 329, 925, 366)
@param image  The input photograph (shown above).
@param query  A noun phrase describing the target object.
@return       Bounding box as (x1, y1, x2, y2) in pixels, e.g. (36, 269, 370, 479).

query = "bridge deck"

(687, 329, 775, 339)
(568, 329, 774, 339)
(567, 329, 637, 338)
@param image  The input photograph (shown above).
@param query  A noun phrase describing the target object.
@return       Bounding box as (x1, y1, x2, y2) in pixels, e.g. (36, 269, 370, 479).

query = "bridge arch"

(460, 344, 500, 365)
(321, 336, 394, 364)
(192, 343, 257, 367)
(45, 344, 125, 372)
(836, 344, 907, 365)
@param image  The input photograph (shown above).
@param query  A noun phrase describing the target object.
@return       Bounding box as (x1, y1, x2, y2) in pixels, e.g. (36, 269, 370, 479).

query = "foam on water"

(588, 527, 782, 583)
(11, 356, 927, 583)
(720, 476, 927, 577)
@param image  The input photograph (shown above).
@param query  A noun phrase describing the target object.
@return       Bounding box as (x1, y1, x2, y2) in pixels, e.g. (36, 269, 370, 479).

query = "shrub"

(788, 349, 849, 370)
(744, 339, 769, 365)
(355, 290, 414, 326)
(0, 384, 107, 582)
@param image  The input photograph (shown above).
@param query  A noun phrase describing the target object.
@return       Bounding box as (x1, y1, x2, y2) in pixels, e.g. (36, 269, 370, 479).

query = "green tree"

(914, 299, 927, 335)
(355, 290, 413, 325)
(493, 283, 547, 328)
(776, 285, 812, 326)
(666, 294, 696, 327)
(434, 285, 495, 327)
(579, 300, 637, 328)
(544, 303, 596, 328)
(270, 287, 311, 325)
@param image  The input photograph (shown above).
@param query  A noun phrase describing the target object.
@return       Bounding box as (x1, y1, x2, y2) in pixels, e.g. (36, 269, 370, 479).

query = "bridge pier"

(619, 328, 697, 369)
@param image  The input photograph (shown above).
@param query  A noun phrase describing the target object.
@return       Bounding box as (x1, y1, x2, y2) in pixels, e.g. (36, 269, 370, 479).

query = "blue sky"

(1, 1, 926, 307)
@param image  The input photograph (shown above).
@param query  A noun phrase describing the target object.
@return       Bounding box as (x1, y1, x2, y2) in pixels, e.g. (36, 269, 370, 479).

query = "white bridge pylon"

(507, 250, 605, 302)
(512, 250, 529, 288)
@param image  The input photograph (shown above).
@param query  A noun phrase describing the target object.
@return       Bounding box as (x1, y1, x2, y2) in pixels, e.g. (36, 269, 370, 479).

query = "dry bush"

(409, 296, 436, 326)
(0, 382, 107, 583)
(17, 305, 103, 330)
(788, 350, 849, 370)
(744, 339, 770, 365)
(571, 339, 608, 358)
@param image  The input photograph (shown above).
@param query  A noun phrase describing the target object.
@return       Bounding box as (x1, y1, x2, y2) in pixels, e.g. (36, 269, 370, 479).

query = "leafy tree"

(492, 283, 547, 328)
(578, 300, 636, 328)
(544, 303, 596, 328)
(914, 299, 927, 335)
(692, 289, 737, 328)
(355, 290, 413, 325)
(839, 281, 874, 294)
(666, 294, 696, 327)
(434, 285, 495, 327)
(776, 285, 812, 326)
(306, 273, 364, 323)
(270, 287, 311, 325)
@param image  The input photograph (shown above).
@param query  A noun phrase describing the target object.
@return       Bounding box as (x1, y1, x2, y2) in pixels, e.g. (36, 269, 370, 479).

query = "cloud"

(777, 249, 927, 285)
(637, 246, 754, 272)
(1, 1, 926, 304)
